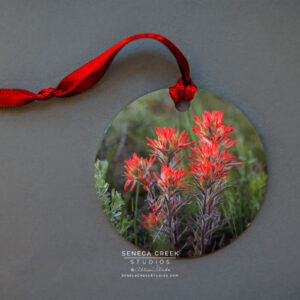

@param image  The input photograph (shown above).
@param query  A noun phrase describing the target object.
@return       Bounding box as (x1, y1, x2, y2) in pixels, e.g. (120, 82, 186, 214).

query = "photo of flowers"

(95, 90, 267, 257)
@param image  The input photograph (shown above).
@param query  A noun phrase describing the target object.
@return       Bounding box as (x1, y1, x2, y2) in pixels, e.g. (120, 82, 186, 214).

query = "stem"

(167, 196, 175, 251)
(174, 214, 178, 250)
(168, 201, 173, 250)
(199, 186, 215, 255)
(201, 220, 206, 255)
(200, 190, 208, 255)
(134, 182, 140, 246)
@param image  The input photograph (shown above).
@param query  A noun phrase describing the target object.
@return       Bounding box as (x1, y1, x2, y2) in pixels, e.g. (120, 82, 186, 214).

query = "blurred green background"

(94, 89, 267, 255)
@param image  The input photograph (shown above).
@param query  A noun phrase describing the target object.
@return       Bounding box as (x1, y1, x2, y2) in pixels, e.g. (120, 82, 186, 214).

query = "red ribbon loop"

(0, 33, 197, 107)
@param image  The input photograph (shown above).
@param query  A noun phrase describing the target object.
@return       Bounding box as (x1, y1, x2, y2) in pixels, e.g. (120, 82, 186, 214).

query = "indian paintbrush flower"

(193, 110, 236, 149)
(153, 162, 190, 191)
(140, 211, 165, 229)
(146, 127, 194, 163)
(124, 152, 155, 192)
(188, 141, 241, 184)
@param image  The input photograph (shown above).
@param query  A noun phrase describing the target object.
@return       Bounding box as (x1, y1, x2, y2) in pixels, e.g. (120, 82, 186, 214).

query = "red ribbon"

(0, 33, 197, 107)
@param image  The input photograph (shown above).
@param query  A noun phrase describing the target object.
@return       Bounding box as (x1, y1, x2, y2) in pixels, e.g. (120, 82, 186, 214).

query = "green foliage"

(221, 144, 267, 238)
(94, 160, 133, 240)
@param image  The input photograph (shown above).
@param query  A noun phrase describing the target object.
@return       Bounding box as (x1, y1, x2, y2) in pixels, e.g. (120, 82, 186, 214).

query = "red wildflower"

(146, 127, 194, 161)
(140, 211, 165, 229)
(188, 141, 242, 183)
(153, 162, 190, 190)
(193, 110, 236, 148)
(124, 153, 155, 192)
(147, 202, 162, 214)
(189, 161, 226, 184)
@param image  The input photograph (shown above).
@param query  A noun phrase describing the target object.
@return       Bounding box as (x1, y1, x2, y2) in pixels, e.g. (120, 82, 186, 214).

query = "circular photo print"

(94, 89, 267, 258)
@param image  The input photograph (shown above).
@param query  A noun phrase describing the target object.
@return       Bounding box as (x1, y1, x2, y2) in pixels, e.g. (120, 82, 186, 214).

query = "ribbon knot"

(35, 88, 56, 101)
(169, 77, 198, 104)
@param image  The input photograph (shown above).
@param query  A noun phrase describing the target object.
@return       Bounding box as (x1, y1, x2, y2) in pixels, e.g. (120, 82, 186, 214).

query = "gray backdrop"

(0, 1, 299, 299)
